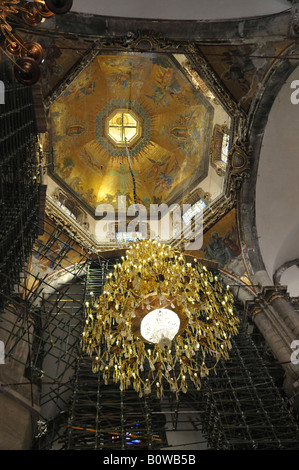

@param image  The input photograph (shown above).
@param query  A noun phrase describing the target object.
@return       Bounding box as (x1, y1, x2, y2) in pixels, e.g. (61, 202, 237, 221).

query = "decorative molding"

(237, 42, 299, 293)
(202, 193, 235, 232)
(45, 195, 140, 252)
(44, 30, 245, 125)
(43, 30, 254, 246)
(44, 31, 187, 109)
(181, 188, 211, 207)
(199, 136, 252, 234)
(226, 137, 252, 200)
(186, 137, 252, 233)
(45, 195, 100, 251)
(96, 30, 184, 52)
(50, 187, 89, 228)
(244, 41, 296, 140)
(260, 285, 289, 304)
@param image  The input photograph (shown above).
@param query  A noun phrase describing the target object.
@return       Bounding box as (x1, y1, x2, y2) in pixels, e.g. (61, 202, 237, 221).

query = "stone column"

(246, 285, 299, 399)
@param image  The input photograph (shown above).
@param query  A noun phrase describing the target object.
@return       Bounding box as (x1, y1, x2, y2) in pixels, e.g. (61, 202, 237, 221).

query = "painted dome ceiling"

(48, 52, 222, 214)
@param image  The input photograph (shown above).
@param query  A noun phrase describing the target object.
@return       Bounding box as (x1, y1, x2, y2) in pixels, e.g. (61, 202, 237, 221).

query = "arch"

(238, 43, 299, 287)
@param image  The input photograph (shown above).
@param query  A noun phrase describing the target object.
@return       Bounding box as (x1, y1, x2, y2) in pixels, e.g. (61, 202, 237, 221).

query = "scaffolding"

(56, 262, 167, 451)
(0, 81, 40, 312)
(196, 331, 299, 449)
(32, 261, 299, 450)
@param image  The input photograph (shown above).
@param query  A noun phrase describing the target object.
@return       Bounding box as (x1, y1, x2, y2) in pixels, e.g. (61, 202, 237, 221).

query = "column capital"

(245, 285, 288, 318)
(260, 285, 289, 304)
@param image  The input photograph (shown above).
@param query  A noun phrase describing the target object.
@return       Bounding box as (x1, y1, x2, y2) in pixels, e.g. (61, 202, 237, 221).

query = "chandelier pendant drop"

(82, 240, 239, 398)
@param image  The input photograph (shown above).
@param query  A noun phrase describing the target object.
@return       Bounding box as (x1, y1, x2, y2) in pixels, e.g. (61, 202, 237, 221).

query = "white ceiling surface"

(71, 0, 290, 21)
(280, 265, 299, 297)
(256, 66, 299, 296)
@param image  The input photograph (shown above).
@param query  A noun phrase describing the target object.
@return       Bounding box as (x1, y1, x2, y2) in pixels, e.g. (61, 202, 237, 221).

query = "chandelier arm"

(173, 371, 186, 393)
(0, 20, 13, 36)
(4, 30, 24, 51)
(4, 8, 39, 27)
(11, 5, 35, 14)
(0, 43, 24, 69)
(1, 6, 20, 18)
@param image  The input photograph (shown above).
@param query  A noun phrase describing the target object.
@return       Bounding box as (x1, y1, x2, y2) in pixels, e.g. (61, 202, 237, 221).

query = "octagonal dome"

(48, 52, 230, 214)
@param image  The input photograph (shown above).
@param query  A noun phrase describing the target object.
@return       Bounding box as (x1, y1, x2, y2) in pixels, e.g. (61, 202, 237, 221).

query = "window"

(182, 199, 206, 225)
(107, 110, 139, 146)
(221, 133, 230, 163)
(210, 124, 230, 176)
(116, 231, 143, 243)
(56, 200, 77, 220)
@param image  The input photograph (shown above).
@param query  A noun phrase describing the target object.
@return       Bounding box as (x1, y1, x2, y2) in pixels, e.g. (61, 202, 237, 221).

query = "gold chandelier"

(82, 239, 239, 399)
(0, 0, 73, 85)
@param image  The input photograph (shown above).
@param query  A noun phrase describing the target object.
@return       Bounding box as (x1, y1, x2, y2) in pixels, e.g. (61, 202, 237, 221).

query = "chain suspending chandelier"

(0, 0, 72, 85)
(82, 239, 239, 399)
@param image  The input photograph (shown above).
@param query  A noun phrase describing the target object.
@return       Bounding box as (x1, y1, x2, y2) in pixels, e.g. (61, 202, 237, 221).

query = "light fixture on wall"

(82, 239, 239, 398)
(0, 0, 73, 85)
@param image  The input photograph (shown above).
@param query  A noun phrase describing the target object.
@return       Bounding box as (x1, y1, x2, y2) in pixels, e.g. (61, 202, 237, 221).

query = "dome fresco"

(48, 52, 215, 212)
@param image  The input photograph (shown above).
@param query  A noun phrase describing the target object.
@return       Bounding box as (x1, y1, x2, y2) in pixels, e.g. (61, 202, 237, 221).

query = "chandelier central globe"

(140, 308, 181, 348)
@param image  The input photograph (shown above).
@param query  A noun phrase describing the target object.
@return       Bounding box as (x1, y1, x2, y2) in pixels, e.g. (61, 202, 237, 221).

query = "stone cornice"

(45, 195, 116, 252)
(245, 285, 289, 318)
(29, 10, 292, 43)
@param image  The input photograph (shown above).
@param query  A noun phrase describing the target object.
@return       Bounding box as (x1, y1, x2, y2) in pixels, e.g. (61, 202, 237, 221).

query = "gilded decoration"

(95, 99, 150, 157)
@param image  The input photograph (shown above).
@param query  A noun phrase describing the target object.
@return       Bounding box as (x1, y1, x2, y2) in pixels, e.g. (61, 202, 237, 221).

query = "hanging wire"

(124, 137, 137, 205)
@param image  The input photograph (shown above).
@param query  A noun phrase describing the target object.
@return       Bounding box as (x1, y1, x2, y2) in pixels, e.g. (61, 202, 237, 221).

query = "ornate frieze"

(50, 187, 89, 227)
